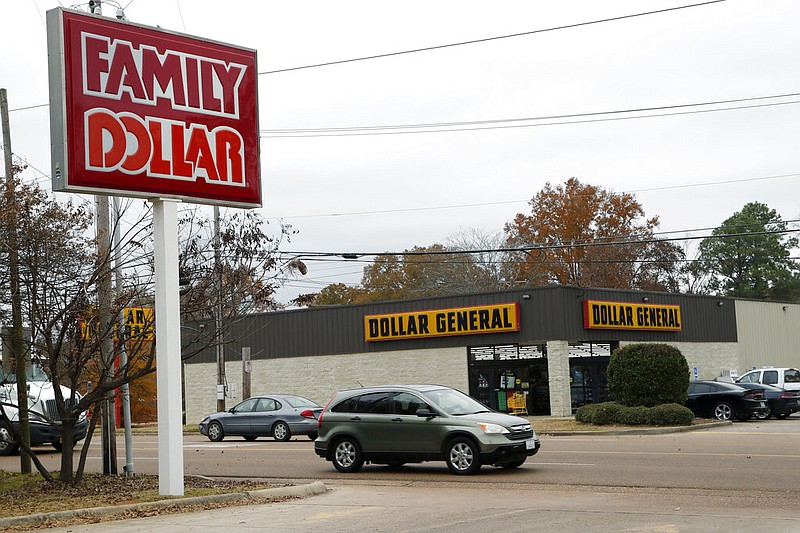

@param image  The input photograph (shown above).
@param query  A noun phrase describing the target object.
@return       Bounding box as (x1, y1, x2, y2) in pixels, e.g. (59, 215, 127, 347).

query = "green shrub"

(646, 403, 694, 426)
(590, 402, 624, 425)
(618, 405, 650, 425)
(575, 403, 598, 423)
(607, 343, 689, 407)
(574, 401, 693, 426)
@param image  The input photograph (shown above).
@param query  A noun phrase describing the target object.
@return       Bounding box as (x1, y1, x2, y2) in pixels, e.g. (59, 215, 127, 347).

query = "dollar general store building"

(182, 286, 800, 422)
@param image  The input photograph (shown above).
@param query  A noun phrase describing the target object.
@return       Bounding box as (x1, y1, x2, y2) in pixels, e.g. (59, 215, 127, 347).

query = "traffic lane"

(4, 418, 800, 493)
(40, 481, 800, 533)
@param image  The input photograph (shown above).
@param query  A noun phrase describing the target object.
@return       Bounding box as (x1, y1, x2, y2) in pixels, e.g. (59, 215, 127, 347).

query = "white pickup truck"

(0, 378, 89, 456)
(736, 367, 800, 392)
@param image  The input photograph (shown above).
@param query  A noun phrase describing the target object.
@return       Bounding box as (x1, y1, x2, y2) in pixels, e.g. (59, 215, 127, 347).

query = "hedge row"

(574, 401, 694, 426)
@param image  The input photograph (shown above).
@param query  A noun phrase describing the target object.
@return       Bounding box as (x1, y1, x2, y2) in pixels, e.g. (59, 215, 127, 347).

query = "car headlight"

(200, 417, 209, 425)
(476, 422, 509, 435)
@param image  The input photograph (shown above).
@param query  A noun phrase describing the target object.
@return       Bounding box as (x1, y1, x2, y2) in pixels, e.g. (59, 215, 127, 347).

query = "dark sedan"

(199, 394, 323, 442)
(736, 382, 800, 420)
(686, 381, 768, 421)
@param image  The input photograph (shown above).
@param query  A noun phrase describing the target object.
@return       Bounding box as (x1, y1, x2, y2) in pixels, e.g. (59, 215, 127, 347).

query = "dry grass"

(0, 471, 273, 520)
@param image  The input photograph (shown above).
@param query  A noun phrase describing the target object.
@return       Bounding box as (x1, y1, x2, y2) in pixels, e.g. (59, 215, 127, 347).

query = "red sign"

(47, 9, 261, 208)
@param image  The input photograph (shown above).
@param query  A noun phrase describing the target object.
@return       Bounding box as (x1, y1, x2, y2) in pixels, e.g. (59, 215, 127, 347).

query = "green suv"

(313, 384, 540, 475)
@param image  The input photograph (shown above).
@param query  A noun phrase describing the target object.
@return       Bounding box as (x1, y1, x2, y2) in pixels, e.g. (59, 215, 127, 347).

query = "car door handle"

(350, 416, 361, 421)
(391, 417, 402, 422)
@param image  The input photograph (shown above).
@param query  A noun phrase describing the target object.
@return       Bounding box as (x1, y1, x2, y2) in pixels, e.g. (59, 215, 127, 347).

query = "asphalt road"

(4, 417, 800, 531)
(4, 416, 799, 492)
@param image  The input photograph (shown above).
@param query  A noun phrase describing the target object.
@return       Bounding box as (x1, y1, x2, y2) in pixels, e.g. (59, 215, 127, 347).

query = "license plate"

(525, 439, 536, 450)
(760, 402, 766, 407)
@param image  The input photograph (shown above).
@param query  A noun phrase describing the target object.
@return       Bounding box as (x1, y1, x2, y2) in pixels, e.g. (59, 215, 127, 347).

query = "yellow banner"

(583, 300, 682, 331)
(365, 303, 520, 342)
(124, 307, 154, 340)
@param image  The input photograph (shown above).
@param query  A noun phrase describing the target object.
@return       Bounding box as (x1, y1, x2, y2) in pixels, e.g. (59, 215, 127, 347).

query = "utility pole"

(213, 205, 226, 412)
(1, 88, 31, 474)
(95, 195, 117, 475)
(113, 197, 134, 476)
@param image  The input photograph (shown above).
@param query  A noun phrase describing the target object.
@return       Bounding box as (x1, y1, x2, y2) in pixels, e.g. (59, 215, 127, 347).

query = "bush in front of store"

(575, 402, 693, 426)
(606, 343, 690, 407)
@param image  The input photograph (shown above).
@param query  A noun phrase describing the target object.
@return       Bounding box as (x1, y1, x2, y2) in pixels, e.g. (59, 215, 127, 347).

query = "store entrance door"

(467, 344, 550, 416)
(568, 342, 615, 412)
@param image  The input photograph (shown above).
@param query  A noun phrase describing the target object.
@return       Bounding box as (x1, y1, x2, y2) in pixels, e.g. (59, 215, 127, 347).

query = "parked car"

(736, 367, 800, 392)
(199, 394, 322, 442)
(314, 384, 540, 475)
(735, 382, 800, 419)
(686, 381, 768, 421)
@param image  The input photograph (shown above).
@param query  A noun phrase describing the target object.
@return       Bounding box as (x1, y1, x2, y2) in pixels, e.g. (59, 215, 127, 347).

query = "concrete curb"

(0, 481, 327, 529)
(538, 420, 731, 436)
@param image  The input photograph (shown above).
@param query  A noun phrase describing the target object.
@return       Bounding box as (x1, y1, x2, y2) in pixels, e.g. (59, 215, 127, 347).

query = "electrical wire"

(258, 1, 728, 75)
(262, 98, 800, 138)
(263, 92, 800, 135)
(263, 172, 800, 220)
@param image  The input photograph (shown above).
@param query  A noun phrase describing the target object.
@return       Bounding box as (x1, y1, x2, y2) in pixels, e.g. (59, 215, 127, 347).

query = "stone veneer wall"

(546, 340, 572, 417)
(185, 346, 468, 424)
(619, 341, 739, 381)
(185, 341, 740, 422)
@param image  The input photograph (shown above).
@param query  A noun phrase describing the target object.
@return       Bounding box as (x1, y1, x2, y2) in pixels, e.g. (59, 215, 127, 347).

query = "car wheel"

(775, 413, 790, 420)
(52, 438, 63, 451)
(499, 459, 526, 469)
(207, 421, 225, 442)
(272, 421, 291, 442)
(755, 407, 772, 420)
(0, 424, 19, 456)
(243, 435, 258, 441)
(445, 437, 482, 475)
(332, 437, 364, 473)
(713, 402, 733, 421)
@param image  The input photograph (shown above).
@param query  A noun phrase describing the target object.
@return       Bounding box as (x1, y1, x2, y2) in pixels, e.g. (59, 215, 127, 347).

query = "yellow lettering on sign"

(124, 307, 154, 340)
(364, 303, 519, 342)
(582, 300, 682, 331)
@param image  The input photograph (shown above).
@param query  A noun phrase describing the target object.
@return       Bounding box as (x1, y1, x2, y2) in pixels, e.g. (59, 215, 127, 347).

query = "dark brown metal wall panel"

(184, 286, 737, 364)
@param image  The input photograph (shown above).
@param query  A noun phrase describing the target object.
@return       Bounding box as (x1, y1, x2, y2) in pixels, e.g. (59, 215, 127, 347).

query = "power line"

(263, 92, 800, 135)
(264, 172, 800, 220)
(259, 1, 728, 75)
(261, 98, 800, 138)
(280, 227, 800, 260)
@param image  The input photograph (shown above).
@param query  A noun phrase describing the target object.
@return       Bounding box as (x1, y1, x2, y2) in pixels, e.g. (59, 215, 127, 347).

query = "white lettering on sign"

(84, 108, 245, 185)
(81, 32, 247, 119)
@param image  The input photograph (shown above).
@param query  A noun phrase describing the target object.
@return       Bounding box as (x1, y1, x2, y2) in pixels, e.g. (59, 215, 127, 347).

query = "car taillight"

(743, 391, 763, 400)
(318, 398, 334, 428)
(300, 409, 315, 419)
(781, 393, 798, 398)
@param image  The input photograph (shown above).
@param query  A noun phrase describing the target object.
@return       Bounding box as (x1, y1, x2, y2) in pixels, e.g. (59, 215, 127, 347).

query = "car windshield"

(284, 396, 319, 408)
(422, 387, 491, 416)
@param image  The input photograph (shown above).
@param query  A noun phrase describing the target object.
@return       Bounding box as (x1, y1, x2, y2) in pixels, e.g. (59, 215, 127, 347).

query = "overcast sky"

(2, 0, 800, 305)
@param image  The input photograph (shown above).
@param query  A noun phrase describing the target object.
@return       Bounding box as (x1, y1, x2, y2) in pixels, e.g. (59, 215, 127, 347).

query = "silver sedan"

(199, 394, 322, 442)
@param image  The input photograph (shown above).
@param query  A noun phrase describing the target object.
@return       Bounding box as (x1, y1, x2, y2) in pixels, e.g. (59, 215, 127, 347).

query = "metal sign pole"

(152, 198, 184, 496)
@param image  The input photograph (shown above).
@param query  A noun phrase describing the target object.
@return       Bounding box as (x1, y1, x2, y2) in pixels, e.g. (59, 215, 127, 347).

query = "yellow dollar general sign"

(583, 300, 682, 331)
(125, 307, 154, 340)
(364, 303, 520, 342)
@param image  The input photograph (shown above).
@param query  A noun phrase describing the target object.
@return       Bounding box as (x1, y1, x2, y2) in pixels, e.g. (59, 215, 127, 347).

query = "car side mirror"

(415, 407, 436, 418)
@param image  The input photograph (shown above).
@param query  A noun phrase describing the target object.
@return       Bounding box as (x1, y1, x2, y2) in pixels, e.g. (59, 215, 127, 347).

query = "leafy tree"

(177, 208, 303, 320)
(698, 202, 800, 299)
(606, 343, 689, 407)
(0, 178, 158, 485)
(293, 283, 364, 307)
(358, 244, 495, 303)
(503, 178, 684, 290)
